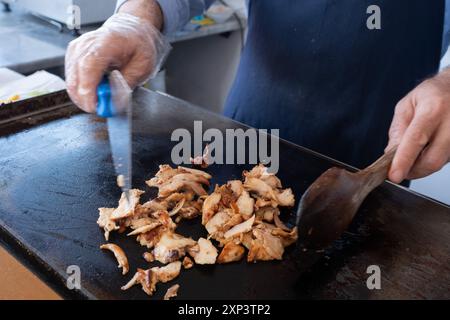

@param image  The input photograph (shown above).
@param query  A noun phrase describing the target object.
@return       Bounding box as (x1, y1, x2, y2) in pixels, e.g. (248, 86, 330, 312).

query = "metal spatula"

(296, 148, 397, 250)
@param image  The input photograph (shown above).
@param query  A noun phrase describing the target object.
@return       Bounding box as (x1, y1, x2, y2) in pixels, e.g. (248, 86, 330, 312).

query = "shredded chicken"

(121, 261, 182, 297)
(100, 243, 129, 275)
(121, 268, 157, 296)
(199, 164, 298, 263)
(224, 215, 255, 239)
(100, 163, 297, 298)
(244, 177, 278, 202)
(236, 190, 254, 219)
(164, 284, 180, 300)
(152, 261, 182, 283)
(217, 242, 245, 264)
(182, 256, 194, 269)
(202, 191, 221, 225)
(146, 165, 210, 197)
(247, 226, 284, 262)
(152, 232, 196, 264)
(111, 189, 145, 220)
(190, 144, 210, 168)
(127, 222, 161, 236)
(188, 238, 218, 264)
(143, 252, 155, 262)
(97, 208, 118, 241)
(227, 180, 243, 197)
(205, 209, 232, 237)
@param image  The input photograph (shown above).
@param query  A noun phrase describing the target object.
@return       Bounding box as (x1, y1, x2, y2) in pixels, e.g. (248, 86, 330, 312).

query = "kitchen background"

(0, 0, 448, 205)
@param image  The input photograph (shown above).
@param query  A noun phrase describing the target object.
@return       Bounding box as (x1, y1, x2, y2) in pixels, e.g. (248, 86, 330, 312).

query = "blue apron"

(224, 0, 444, 169)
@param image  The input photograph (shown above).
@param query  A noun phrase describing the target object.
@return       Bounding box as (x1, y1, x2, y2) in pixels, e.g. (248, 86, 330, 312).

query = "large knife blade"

(97, 71, 132, 203)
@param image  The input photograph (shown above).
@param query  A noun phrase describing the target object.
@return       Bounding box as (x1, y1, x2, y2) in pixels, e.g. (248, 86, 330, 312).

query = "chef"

(65, 0, 450, 185)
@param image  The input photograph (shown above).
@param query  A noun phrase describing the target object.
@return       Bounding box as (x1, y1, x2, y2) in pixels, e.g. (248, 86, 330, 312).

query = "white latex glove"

(65, 13, 171, 113)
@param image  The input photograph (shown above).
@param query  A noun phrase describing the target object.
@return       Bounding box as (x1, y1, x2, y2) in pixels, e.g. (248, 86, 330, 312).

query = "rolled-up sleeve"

(116, 0, 215, 35)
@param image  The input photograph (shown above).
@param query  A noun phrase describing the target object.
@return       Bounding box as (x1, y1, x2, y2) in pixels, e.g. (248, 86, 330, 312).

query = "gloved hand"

(65, 13, 171, 113)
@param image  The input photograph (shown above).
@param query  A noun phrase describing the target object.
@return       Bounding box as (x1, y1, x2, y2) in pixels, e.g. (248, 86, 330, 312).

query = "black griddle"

(0, 89, 449, 300)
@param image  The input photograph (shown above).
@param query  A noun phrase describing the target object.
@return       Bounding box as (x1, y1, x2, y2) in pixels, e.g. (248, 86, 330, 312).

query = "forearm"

(117, 0, 163, 30)
(116, 0, 215, 34)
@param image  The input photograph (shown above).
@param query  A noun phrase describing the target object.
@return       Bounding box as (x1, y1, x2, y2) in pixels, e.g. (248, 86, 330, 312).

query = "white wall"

(165, 31, 242, 114)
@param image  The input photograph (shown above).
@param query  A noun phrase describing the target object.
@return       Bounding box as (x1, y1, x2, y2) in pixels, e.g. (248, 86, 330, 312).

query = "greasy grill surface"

(0, 89, 449, 299)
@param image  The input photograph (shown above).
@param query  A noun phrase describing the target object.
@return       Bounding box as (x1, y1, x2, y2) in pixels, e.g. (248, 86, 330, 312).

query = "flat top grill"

(0, 89, 449, 299)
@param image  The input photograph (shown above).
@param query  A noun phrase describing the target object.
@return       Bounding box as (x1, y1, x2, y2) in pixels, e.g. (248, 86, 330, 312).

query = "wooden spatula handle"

(361, 147, 397, 190)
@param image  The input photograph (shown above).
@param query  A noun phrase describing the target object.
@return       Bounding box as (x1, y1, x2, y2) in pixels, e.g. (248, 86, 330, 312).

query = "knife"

(97, 71, 132, 204)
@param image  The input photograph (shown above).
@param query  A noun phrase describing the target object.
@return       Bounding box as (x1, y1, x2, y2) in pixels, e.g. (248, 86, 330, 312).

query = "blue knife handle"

(96, 75, 115, 118)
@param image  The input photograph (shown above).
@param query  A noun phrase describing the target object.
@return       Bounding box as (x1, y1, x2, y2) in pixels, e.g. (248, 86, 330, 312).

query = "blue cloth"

(223, 0, 444, 169)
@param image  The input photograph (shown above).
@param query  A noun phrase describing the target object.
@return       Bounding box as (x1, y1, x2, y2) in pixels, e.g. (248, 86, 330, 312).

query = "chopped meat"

(122, 262, 181, 297)
(271, 227, 298, 247)
(121, 268, 157, 296)
(178, 203, 202, 220)
(127, 222, 161, 236)
(217, 184, 238, 208)
(178, 166, 212, 180)
(189, 144, 210, 168)
(152, 232, 196, 264)
(100, 243, 129, 275)
(202, 191, 221, 225)
(151, 261, 182, 283)
(128, 217, 159, 229)
(255, 198, 277, 209)
(276, 188, 295, 207)
(182, 256, 194, 269)
(244, 177, 278, 201)
(217, 242, 245, 264)
(227, 180, 243, 197)
(137, 199, 167, 214)
(273, 212, 290, 231)
(137, 225, 166, 249)
(247, 227, 284, 262)
(240, 232, 253, 250)
(244, 164, 282, 189)
(151, 210, 177, 230)
(100, 163, 298, 298)
(146, 165, 210, 198)
(205, 209, 232, 237)
(136, 211, 177, 249)
(236, 190, 254, 219)
(164, 284, 180, 300)
(111, 189, 145, 220)
(157, 174, 209, 197)
(222, 214, 243, 233)
(97, 207, 118, 241)
(255, 207, 279, 223)
(188, 238, 218, 264)
(146, 165, 179, 186)
(224, 215, 255, 239)
(143, 252, 155, 262)
(168, 198, 185, 216)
